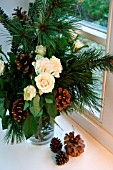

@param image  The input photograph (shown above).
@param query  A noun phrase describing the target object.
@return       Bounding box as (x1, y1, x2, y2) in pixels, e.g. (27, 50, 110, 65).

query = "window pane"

(73, 0, 110, 119)
(78, 36, 105, 119)
(75, 0, 110, 27)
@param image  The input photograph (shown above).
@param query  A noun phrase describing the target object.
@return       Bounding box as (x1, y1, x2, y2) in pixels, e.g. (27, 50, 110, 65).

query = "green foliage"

(4, 117, 25, 144)
(23, 115, 38, 139)
(23, 101, 30, 111)
(2, 115, 10, 129)
(0, 98, 6, 118)
(45, 93, 56, 104)
(57, 49, 113, 113)
(45, 98, 53, 104)
(0, 0, 79, 55)
(46, 102, 58, 118)
(30, 95, 41, 117)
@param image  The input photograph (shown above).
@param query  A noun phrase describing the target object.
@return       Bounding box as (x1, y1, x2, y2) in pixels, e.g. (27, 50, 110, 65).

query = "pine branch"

(74, 49, 113, 72)
(0, 46, 10, 63)
(4, 117, 25, 144)
(0, 7, 12, 34)
(28, 0, 45, 21)
(57, 48, 113, 113)
(0, 7, 9, 23)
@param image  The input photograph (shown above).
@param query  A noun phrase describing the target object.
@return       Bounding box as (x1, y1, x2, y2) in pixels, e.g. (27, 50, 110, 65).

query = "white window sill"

(0, 114, 113, 170)
(75, 20, 107, 46)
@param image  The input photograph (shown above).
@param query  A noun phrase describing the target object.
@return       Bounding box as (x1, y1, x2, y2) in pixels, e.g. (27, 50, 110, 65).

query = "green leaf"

(40, 96, 45, 108)
(46, 103, 58, 118)
(30, 100, 33, 107)
(0, 107, 5, 118)
(0, 91, 7, 98)
(50, 117, 64, 131)
(0, 98, 5, 118)
(23, 101, 30, 111)
(37, 109, 43, 117)
(0, 79, 5, 90)
(45, 98, 53, 104)
(17, 92, 24, 95)
(23, 115, 38, 139)
(2, 115, 10, 129)
(45, 93, 56, 103)
(30, 95, 41, 117)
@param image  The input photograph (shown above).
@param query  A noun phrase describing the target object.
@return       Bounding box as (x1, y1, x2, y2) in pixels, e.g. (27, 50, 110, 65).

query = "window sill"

(68, 111, 113, 154)
(0, 114, 113, 170)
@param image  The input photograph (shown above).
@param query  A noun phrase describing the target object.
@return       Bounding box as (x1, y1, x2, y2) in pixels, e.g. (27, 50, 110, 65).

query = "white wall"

(0, 0, 30, 52)
(0, 0, 30, 16)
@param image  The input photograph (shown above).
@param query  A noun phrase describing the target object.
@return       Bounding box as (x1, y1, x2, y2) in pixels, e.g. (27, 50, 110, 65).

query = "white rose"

(24, 85, 36, 101)
(51, 56, 63, 78)
(73, 40, 84, 51)
(35, 45, 46, 56)
(0, 60, 5, 75)
(35, 54, 43, 60)
(32, 58, 53, 75)
(35, 73, 55, 94)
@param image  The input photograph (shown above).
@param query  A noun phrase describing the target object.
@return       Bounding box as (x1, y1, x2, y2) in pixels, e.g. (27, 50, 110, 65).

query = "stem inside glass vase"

(34, 116, 44, 141)
(29, 116, 54, 145)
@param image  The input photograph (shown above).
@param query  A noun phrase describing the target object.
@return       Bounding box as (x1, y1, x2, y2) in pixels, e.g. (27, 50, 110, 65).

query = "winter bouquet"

(0, 0, 113, 144)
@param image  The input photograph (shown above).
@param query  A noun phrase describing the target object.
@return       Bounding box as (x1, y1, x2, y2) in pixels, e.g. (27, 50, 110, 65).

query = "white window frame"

(69, 0, 113, 154)
(76, 20, 107, 46)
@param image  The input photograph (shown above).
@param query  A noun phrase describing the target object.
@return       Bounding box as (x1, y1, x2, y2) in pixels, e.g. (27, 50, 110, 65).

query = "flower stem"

(34, 116, 44, 141)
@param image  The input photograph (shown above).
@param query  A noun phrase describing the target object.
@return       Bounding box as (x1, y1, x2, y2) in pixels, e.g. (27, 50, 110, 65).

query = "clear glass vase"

(29, 119, 54, 145)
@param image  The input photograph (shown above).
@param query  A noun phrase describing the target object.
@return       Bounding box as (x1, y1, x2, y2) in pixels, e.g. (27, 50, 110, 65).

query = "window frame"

(76, 20, 107, 46)
(69, 0, 113, 154)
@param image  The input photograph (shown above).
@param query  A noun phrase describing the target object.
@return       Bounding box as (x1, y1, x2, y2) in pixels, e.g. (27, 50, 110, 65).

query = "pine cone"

(55, 151, 69, 166)
(65, 142, 85, 157)
(75, 134, 85, 146)
(53, 0, 59, 6)
(50, 137, 62, 153)
(64, 132, 85, 157)
(54, 88, 71, 111)
(15, 53, 34, 76)
(12, 99, 30, 122)
(64, 131, 75, 144)
(12, 7, 32, 26)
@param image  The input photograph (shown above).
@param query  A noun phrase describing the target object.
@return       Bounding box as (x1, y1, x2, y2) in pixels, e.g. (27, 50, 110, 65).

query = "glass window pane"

(73, 0, 110, 119)
(75, 0, 110, 27)
(78, 36, 105, 119)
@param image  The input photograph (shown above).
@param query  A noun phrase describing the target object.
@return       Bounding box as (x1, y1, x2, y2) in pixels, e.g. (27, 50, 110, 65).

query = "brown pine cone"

(12, 7, 32, 26)
(55, 151, 69, 166)
(54, 88, 71, 111)
(53, 0, 59, 6)
(65, 142, 85, 157)
(64, 131, 75, 144)
(50, 137, 62, 153)
(64, 131, 85, 157)
(75, 134, 85, 147)
(12, 99, 29, 122)
(15, 53, 34, 76)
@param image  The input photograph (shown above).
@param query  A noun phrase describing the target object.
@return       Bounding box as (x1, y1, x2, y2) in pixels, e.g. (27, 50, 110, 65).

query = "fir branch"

(0, 7, 14, 35)
(57, 48, 113, 113)
(4, 117, 25, 144)
(0, 7, 9, 24)
(0, 46, 10, 63)
(74, 49, 113, 72)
